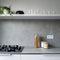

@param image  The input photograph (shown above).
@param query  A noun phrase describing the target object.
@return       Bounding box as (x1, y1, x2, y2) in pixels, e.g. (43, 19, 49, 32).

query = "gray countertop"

(0, 48, 60, 54)
(21, 47, 60, 54)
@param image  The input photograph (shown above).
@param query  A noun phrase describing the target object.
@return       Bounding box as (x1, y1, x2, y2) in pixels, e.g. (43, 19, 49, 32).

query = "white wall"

(0, 0, 60, 14)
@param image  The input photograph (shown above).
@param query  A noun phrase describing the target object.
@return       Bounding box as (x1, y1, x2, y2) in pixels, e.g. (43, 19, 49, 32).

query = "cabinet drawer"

(0, 54, 20, 60)
(21, 54, 60, 60)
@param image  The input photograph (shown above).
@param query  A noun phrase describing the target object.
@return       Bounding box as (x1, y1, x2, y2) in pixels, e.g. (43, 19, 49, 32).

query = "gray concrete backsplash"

(0, 20, 60, 48)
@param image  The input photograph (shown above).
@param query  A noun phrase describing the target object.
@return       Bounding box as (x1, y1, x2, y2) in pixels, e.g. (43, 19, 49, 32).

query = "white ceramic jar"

(41, 41, 48, 48)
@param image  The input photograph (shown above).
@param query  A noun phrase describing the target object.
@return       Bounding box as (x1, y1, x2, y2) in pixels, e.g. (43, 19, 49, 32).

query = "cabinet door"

(0, 54, 20, 60)
(21, 54, 60, 60)
(21, 54, 43, 60)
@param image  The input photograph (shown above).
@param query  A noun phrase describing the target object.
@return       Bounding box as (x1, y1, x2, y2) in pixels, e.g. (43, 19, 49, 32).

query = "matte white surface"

(47, 35, 54, 39)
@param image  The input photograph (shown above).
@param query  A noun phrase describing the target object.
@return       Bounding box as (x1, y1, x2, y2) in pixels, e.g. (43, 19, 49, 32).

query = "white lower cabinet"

(21, 54, 60, 60)
(0, 54, 20, 60)
(0, 54, 60, 60)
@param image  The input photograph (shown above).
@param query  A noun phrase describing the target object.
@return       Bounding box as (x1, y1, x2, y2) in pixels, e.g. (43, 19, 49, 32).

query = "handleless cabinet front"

(0, 54, 20, 60)
(21, 54, 60, 60)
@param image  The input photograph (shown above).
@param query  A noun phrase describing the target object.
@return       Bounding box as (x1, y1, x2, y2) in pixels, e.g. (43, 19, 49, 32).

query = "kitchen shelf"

(0, 14, 60, 20)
